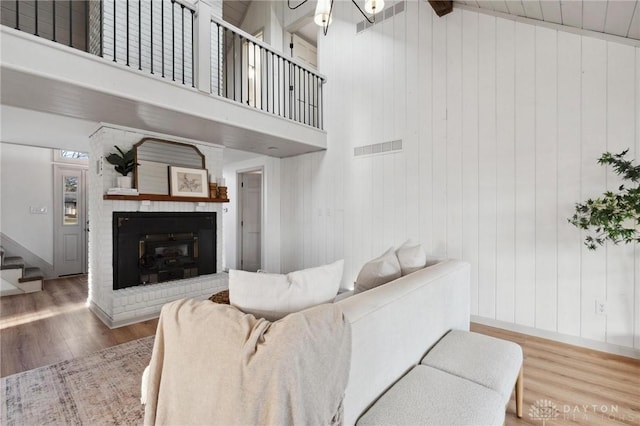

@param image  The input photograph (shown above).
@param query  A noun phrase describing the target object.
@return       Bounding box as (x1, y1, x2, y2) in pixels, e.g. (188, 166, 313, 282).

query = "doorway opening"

(237, 169, 263, 272)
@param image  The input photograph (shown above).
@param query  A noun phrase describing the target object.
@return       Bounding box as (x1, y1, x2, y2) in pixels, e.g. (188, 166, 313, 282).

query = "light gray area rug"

(1, 336, 154, 426)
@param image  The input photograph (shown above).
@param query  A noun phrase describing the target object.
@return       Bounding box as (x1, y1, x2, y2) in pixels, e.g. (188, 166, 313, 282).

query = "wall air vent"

(354, 139, 403, 157)
(356, 1, 406, 34)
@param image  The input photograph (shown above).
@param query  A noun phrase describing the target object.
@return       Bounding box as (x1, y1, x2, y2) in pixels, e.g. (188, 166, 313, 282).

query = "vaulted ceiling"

(455, 0, 639, 40)
(223, 0, 252, 28)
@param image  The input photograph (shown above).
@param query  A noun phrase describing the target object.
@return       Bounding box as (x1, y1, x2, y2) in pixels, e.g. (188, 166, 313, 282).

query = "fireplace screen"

(139, 233, 199, 284)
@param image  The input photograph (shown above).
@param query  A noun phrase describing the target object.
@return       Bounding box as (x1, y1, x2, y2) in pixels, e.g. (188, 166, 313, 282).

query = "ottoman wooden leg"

(515, 366, 524, 418)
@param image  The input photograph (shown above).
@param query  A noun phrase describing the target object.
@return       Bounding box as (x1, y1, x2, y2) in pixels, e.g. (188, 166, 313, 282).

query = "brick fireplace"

(88, 126, 227, 328)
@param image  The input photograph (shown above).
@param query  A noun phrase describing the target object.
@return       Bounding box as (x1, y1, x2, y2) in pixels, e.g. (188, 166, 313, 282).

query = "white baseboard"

(471, 315, 640, 360)
(89, 300, 162, 329)
(89, 302, 115, 328)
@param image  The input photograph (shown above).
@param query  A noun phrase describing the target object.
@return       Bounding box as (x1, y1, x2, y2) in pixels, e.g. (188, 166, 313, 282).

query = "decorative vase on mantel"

(117, 175, 133, 189)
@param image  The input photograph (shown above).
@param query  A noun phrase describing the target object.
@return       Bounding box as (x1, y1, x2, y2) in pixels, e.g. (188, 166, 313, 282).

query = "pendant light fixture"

(288, 0, 384, 35)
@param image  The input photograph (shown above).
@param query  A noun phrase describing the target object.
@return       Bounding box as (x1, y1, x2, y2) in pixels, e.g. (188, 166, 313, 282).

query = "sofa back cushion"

(229, 260, 344, 321)
(395, 240, 427, 276)
(354, 248, 402, 294)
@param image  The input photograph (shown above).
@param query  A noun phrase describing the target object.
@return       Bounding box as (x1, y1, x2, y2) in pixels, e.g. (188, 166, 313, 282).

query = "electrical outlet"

(595, 300, 607, 315)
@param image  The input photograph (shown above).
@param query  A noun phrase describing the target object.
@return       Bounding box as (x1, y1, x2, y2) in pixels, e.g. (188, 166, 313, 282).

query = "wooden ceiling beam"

(428, 0, 454, 17)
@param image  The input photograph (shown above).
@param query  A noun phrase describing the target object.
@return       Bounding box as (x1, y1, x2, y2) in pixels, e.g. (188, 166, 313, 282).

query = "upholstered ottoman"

(356, 365, 506, 425)
(421, 330, 524, 417)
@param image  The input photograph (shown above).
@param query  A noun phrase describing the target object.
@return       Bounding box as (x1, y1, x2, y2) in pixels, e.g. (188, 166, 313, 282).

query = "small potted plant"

(105, 146, 137, 189)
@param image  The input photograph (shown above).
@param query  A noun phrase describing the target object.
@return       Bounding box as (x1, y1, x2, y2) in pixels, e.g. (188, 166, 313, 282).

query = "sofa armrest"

(337, 259, 471, 425)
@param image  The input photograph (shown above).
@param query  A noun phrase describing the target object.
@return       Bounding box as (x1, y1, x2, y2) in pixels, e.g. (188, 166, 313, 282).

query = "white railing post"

(194, 0, 212, 93)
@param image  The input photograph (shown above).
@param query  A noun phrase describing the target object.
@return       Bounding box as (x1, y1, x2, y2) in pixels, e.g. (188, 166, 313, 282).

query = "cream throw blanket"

(143, 299, 352, 426)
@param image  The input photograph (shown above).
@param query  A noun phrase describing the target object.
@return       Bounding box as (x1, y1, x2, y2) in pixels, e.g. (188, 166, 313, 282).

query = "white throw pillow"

(354, 247, 402, 294)
(396, 239, 427, 276)
(229, 260, 344, 321)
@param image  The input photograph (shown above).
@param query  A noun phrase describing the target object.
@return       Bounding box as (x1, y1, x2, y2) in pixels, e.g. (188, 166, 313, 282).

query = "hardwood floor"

(1, 277, 638, 425)
(472, 323, 640, 425)
(0, 275, 157, 378)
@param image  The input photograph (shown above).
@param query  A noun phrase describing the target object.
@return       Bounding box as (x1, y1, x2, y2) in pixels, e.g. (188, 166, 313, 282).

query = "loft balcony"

(0, 0, 326, 157)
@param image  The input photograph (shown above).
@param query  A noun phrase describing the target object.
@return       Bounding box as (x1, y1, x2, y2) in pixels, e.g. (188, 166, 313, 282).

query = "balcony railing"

(1, 0, 324, 130)
(211, 18, 325, 130)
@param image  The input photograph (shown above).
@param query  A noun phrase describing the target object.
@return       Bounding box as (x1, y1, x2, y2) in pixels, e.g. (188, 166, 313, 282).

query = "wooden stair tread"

(1, 256, 24, 270)
(19, 267, 44, 283)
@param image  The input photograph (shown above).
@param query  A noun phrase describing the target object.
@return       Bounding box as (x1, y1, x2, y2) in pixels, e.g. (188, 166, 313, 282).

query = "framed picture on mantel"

(169, 166, 210, 198)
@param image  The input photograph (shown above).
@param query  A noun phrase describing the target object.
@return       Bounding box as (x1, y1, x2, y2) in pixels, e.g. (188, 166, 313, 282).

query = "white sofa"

(143, 258, 523, 425)
(337, 259, 523, 425)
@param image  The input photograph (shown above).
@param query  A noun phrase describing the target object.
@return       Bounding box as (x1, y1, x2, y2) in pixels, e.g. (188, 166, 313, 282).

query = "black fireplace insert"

(112, 212, 216, 290)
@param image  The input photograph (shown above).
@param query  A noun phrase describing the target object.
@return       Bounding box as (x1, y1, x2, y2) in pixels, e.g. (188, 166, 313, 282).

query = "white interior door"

(239, 171, 262, 272)
(54, 165, 87, 276)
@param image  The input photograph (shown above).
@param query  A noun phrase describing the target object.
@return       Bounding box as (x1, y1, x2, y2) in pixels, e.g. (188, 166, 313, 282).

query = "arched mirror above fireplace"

(134, 138, 206, 195)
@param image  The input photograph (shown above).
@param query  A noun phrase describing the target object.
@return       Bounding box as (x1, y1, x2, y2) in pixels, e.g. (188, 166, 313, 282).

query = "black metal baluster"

(309, 73, 312, 126)
(85, 0, 88, 52)
(312, 75, 315, 127)
(126, 0, 129, 65)
(239, 35, 243, 104)
(217, 24, 221, 96)
(259, 45, 263, 110)
(282, 59, 293, 119)
(181, 4, 185, 85)
(161, 0, 164, 77)
(253, 42, 257, 107)
(190, 9, 194, 87)
(68, 0, 72, 47)
(308, 71, 311, 126)
(232, 32, 236, 101)
(15, 0, 19, 30)
(150, 0, 153, 73)
(305, 69, 308, 124)
(138, 0, 141, 70)
(288, 60, 292, 120)
(171, 0, 175, 81)
(298, 66, 301, 122)
(320, 78, 323, 129)
(53, 1, 56, 41)
(100, 0, 103, 57)
(270, 52, 274, 113)
(113, 0, 116, 61)
(34, 0, 38, 36)
(223, 27, 228, 98)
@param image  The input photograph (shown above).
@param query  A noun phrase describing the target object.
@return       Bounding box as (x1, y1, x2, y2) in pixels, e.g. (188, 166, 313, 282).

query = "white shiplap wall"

(280, 1, 640, 352)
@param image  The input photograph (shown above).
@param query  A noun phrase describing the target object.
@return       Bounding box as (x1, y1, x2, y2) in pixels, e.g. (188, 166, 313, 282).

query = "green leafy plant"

(569, 149, 640, 250)
(105, 146, 137, 177)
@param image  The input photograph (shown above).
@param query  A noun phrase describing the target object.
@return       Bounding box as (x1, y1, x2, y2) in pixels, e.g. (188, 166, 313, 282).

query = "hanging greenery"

(569, 149, 640, 250)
